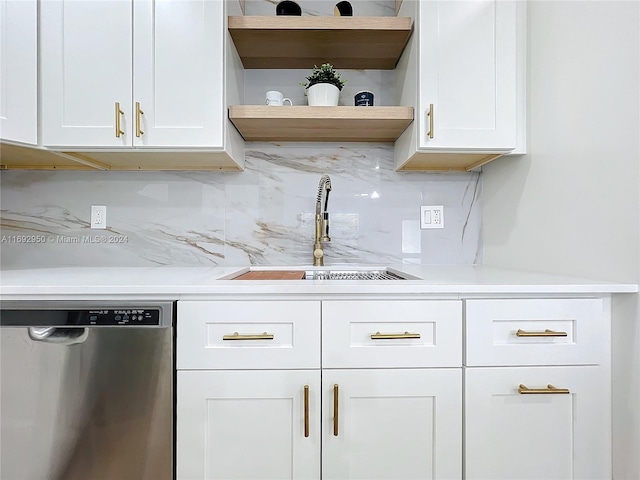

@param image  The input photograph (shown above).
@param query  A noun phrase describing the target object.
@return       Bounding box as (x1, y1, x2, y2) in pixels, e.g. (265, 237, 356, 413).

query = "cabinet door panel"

(41, 0, 133, 147)
(465, 366, 610, 480)
(323, 369, 462, 480)
(0, 0, 37, 145)
(133, 0, 223, 147)
(418, 0, 516, 149)
(177, 370, 320, 480)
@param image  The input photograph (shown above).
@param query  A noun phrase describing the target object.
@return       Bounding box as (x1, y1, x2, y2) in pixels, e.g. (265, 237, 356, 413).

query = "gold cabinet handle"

(333, 384, 339, 437)
(304, 385, 310, 438)
(371, 331, 421, 340)
(135, 101, 144, 137)
(516, 329, 568, 337)
(222, 332, 274, 340)
(115, 102, 125, 138)
(427, 103, 434, 139)
(518, 384, 570, 394)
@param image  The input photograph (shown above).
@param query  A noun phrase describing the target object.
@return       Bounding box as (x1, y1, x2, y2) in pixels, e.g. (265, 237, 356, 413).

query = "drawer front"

(465, 298, 606, 366)
(465, 366, 610, 480)
(322, 300, 462, 368)
(177, 301, 320, 369)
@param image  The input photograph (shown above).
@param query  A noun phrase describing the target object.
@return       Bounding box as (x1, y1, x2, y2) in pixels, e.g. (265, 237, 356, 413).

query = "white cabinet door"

(418, 0, 517, 150)
(41, 0, 133, 147)
(177, 370, 320, 480)
(322, 369, 462, 480)
(465, 366, 610, 480)
(133, 0, 223, 147)
(0, 0, 37, 145)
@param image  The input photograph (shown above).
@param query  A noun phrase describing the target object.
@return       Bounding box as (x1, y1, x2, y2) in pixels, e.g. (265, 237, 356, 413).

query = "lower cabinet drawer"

(177, 301, 320, 369)
(322, 300, 462, 368)
(465, 298, 606, 366)
(465, 365, 610, 480)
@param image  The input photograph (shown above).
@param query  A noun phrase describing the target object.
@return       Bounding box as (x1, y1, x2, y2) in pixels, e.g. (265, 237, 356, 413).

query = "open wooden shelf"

(228, 106, 414, 142)
(228, 16, 413, 69)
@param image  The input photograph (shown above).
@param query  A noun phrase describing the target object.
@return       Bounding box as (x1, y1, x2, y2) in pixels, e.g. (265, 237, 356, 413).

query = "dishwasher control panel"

(0, 304, 173, 327)
(86, 309, 161, 325)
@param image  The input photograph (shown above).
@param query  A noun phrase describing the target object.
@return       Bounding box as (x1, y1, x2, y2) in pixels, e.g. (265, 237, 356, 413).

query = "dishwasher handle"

(28, 327, 89, 345)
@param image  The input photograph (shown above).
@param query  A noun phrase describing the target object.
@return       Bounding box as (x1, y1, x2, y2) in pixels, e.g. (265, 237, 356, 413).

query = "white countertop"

(0, 265, 636, 301)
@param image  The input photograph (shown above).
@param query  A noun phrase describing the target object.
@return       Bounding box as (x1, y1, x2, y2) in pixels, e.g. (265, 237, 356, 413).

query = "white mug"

(266, 90, 293, 106)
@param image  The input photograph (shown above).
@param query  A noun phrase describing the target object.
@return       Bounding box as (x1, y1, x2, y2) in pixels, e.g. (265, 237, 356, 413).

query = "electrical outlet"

(91, 205, 107, 229)
(420, 205, 444, 229)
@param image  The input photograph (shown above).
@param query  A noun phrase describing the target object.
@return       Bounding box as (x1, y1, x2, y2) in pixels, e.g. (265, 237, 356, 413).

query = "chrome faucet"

(313, 175, 332, 266)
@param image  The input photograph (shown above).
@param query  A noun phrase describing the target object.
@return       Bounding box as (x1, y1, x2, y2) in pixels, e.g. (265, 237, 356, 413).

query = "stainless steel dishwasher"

(0, 301, 174, 480)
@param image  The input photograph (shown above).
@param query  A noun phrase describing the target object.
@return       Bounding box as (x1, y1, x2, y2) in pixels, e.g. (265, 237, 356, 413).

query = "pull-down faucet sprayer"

(313, 175, 332, 266)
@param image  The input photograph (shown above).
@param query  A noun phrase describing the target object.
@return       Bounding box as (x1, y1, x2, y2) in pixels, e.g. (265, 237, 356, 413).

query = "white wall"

(483, 1, 640, 477)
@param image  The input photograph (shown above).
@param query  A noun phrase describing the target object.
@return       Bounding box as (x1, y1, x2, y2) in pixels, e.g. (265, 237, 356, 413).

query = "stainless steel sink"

(223, 267, 419, 281)
(302, 269, 411, 281)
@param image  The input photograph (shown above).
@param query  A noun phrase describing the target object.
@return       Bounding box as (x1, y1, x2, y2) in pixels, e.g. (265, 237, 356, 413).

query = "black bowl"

(276, 1, 302, 16)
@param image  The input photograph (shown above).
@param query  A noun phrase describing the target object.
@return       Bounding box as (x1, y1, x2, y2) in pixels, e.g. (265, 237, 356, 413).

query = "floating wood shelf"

(228, 106, 414, 142)
(228, 16, 413, 69)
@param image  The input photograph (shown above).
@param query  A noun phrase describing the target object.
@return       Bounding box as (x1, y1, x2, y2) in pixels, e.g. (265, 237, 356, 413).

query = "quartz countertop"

(0, 265, 636, 301)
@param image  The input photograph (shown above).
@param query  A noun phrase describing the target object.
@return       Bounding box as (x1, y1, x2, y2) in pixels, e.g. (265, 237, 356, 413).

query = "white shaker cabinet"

(0, 0, 37, 145)
(321, 300, 463, 480)
(464, 298, 611, 479)
(177, 370, 321, 480)
(322, 369, 462, 480)
(40, 0, 228, 150)
(395, 0, 521, 171)
(176, 300, 321, 480)
(465, 366, 609, 480)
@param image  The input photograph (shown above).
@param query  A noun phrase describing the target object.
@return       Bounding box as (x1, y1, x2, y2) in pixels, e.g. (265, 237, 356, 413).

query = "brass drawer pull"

(516, 329, 568, 337)
(371, 331, 421, 340)
(333, 384, 339, 437)
(222, 332, 274, 340)
(518, 384, 570, 395)
(427, 103, 434, 139)
(115, 102, 125, 138)
(135, 101, 144, 137)
(304, 385, 310, 438)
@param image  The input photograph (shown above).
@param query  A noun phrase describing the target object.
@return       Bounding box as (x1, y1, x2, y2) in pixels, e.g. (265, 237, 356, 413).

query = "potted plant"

(301, 63, 346, 106)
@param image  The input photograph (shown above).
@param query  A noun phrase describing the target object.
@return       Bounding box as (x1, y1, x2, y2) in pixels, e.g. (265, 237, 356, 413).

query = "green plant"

(300, 63, 347, 91)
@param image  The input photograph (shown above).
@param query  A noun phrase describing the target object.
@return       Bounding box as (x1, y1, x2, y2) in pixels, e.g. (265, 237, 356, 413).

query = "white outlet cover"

(420, 205, 444, 229)
(91, 205, 107, 229)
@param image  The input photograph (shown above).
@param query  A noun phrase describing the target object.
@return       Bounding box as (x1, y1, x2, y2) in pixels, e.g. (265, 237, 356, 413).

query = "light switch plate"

(420, 206, 444, 229)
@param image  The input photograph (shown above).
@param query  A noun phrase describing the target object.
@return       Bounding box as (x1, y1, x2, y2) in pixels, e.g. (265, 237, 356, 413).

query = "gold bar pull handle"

(333, 384, 339, 437)
(222, 332, 274, 341)
(426, 103, 434, 139)
(518, 384, 570, 395)
(304, 385, 309, 438)
(135, 101, 144, 137)
(516, 329, 568, 337)
(115, 102, 125, 138)
(371, 331, 421, 340)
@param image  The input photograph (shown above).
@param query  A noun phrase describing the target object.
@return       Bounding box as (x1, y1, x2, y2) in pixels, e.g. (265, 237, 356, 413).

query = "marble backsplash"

(0, 144, 482, 268)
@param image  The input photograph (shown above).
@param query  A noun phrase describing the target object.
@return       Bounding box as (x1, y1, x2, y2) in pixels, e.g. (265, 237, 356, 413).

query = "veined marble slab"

(0, 144, 481, 268)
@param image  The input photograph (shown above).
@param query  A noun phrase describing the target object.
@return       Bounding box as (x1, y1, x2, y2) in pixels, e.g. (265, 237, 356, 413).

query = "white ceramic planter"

(307, 83, 340, 106)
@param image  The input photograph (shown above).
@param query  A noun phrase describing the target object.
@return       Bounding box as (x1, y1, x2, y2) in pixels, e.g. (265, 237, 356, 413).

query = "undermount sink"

(302, 269, 410, 281)
(225, 267, 420, 281)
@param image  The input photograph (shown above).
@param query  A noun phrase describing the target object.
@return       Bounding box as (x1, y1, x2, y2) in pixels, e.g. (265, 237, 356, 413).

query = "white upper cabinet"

(0, 0, 37, 145)
(395, 0, 521, 171)
(133, 0, 223, 147)
(40, 0, 132, 147)
(41, 0, 224, 149)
